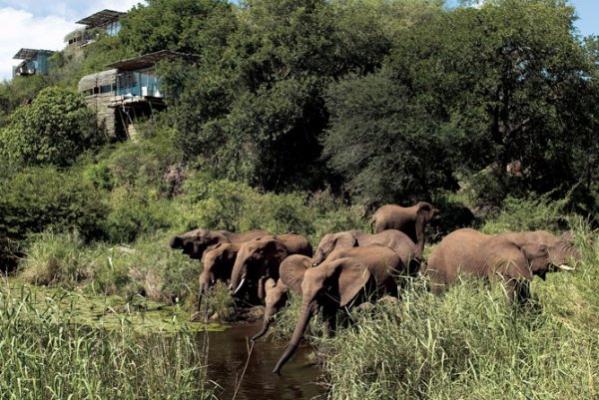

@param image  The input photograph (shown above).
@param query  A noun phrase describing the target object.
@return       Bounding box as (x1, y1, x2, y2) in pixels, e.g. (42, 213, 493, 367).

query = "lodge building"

(78, 50, 195, 139)
(12, 49, 55, 78)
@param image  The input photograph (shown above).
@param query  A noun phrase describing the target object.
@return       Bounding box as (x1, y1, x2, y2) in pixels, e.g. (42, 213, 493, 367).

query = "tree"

(119, 0, 236, 58)
(166, 0, 444, 191)
(324, 70, 458, 205)
(326, 0, 598, 205)
(0, 87, 98, 167)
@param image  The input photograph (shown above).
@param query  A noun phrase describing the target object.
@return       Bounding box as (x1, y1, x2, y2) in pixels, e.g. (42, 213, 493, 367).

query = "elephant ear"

(334, 233, 358, 250)
(337, 259, 371, 307)
(280, 258, 309, 294)
(520, 243, 550, 274)
(491, 242, 534, 281)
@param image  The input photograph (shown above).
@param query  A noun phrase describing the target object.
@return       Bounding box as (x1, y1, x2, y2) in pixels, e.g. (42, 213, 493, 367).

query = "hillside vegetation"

(0, 0, 597, 399)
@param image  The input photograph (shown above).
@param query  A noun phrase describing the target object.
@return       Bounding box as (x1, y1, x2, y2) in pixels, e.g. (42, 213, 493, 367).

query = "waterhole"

(203, 323, 325, 400)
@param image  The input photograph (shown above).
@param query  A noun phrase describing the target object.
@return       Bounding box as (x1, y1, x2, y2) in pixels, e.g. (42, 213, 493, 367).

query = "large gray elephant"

(228, 234, 313, 301)
(426, 228, 580, 303)
(272, 245, 404, 374)
(170, 228, 267, 260)
(312, 229, 421, 267)
(370, 202, 438, 255)
(251, 254, 312, 341)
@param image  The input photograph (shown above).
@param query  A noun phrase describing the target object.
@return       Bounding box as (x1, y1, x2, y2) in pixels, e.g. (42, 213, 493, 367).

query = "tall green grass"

(0, 283, 215, 400)
(320, 221, 598, 399)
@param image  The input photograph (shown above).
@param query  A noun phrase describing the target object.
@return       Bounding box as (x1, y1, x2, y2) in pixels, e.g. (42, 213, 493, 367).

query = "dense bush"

(0, 87, 98, 167)
(0, 167, 107, 242)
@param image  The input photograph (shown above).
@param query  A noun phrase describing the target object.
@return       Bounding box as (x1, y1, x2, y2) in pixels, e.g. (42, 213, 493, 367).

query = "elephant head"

(228, 237, 289, 298)
(416, 201, 438, 222)
(414, 202, 439, 255)
(272, 256, 374, 374)
(170, 228, 226, 260)
(492, 236, 580, 283)
(252, 254, 312, 341)
(312, 232, 358, 265)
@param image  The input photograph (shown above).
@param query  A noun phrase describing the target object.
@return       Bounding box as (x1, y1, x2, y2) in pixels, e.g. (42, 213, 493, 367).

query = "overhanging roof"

(76, 9, 126, 28)
(13, 48, 55, 60)
(107, 50, 198, 71)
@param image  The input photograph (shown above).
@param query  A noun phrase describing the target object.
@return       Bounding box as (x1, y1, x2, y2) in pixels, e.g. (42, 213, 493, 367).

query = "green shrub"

(482, 194, 569, 234)
(103, 188, 183, 243)
(0, 167, 108, 242)
(19, 231, 95, 287)
(0, 87, 98, 167)
(104, 129, 182, 191)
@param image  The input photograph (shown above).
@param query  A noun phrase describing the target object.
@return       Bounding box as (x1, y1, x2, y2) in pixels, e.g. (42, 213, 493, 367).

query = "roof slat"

(76, 9, 126, 28)
(106, 50, 198, 71)
(13, 48, 55, 60)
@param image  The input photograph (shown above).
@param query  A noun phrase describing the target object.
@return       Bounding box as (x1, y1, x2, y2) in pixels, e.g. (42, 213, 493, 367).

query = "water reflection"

(201, 324, 325, 400)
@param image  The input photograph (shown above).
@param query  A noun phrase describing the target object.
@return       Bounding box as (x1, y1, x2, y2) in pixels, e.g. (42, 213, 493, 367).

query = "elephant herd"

(170, 201, 580, 374)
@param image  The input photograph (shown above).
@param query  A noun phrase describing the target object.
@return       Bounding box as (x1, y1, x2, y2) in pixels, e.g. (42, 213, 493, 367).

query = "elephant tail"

(272, 300, 316, 374)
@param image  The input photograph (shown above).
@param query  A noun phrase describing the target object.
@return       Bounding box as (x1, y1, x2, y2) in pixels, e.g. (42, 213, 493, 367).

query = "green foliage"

(120, 0, 236, 57)
(0, 87, 98, 167)
(19, 231, 93, 287)
(181, 172, 365, 243)
(166, 0, 446, 191)
(0, 285, 214, 399)
(324, 70, 458, 205)
(321, 223, 599, 399)
(103, 189, 181, 244)
(481, 194, 569, 234)
(0, 76, 49, 127)
(0, 167, 107, 242)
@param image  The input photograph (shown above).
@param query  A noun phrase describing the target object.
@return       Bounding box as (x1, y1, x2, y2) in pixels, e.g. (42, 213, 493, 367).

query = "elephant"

(251, 254, 312, 341)
(425, 228, 580, 303)
(370, 202, 438, 255)
(196, 242, 241, 311)
(272, 245, 404, 374)
(228, 234, 313, 302)
(312, 229, 421, 268)
(170, 228, 268, 260)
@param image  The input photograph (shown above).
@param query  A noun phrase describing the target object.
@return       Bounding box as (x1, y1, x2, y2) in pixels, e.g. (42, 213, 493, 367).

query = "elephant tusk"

(233, 278, 246, 295)
(558, 264, 575, 271)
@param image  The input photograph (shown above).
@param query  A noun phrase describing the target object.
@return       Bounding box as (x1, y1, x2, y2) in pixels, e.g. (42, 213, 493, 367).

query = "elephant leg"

(515, 280, 531, 304)
(322, 302, 337, 338)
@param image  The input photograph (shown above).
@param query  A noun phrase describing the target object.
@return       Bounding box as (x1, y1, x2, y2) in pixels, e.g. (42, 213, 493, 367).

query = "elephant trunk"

(197, 282, 207, 312)
(252, 303, 275, 341)
(272, 300, 315, 374)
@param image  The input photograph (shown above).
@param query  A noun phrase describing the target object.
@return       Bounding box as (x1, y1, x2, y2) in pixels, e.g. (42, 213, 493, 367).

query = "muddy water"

(203, 324, 325, 400)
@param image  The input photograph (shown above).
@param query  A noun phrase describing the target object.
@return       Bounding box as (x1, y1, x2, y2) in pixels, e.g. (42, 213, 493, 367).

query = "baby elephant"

(251, 254, 312, 341)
